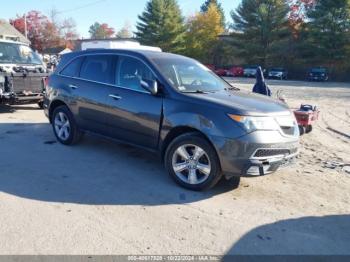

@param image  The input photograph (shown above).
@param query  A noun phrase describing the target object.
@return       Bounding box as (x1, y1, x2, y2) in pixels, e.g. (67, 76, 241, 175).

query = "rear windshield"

(152, 57, 231, 93)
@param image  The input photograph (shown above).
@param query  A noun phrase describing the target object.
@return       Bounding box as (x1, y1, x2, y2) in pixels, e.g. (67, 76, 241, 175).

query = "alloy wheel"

(54, 112, 71, 141)
(171, 144, 211, 185)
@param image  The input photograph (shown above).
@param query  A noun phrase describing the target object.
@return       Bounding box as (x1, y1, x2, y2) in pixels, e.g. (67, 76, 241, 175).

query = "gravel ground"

(0, 78, 349, 255)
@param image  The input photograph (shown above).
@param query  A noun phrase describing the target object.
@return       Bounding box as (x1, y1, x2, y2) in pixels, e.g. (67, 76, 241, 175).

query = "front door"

(106, 55, 163, 149)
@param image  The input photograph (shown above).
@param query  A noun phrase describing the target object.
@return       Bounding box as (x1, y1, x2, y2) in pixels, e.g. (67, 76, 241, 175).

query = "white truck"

(0, 38, 48, 107)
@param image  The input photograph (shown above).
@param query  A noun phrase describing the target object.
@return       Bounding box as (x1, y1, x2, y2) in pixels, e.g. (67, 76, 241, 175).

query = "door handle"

(69, 84, 78, 90)
(109, 94, 122, 100)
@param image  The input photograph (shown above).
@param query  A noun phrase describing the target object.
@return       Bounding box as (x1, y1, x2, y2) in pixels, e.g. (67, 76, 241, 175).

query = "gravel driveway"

(0, 79, 349, 255)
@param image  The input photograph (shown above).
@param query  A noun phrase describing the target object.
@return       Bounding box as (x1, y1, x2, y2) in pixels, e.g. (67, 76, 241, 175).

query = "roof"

(0, 19, 30, 44)
(56, 49, 190, 73)
(64, 48, 187, 61)
(78, 37, 138, 43)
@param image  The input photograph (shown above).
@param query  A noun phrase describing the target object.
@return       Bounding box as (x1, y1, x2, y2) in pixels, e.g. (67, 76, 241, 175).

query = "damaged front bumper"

(210, 130, 300, 179)
(0, 72, 47, 105)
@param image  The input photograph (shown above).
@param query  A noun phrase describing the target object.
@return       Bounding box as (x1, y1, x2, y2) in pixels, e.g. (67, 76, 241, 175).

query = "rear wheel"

(299, 125, 305, 136)
(305, 125, 313, 134)
(52, 105, 82, 145)
(165, 133, 222, 191)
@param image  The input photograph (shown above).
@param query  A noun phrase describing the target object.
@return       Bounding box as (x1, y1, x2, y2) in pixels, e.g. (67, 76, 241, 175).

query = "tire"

(299, 125, 305, 136)
(52, 105, 82, 145)
(38, 101, 44, 109)
(164, 132, 222, 191)
(305, 125, 313, 134)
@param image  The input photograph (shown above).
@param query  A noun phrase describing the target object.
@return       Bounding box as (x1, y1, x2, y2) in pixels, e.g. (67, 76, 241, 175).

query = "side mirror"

(140, 79, 158, 95)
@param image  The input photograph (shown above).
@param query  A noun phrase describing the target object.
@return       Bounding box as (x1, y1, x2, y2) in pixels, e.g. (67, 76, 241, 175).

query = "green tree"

(303, 0, 350, 69)
(200, 0, 226, 28)
(117, 22, 133, 38)
(136, 0, 186, 53)
(231, 0, 290, 67)
(89, 22, 115, 39)
(185, 3, 225, 63)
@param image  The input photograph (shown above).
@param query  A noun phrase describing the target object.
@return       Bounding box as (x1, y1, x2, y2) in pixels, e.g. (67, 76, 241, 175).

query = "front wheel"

(52, 105, 82, 145)
(165, 133, 222, 191)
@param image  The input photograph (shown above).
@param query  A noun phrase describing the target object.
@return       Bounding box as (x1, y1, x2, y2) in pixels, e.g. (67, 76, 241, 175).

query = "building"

(0, 19, 30, 44)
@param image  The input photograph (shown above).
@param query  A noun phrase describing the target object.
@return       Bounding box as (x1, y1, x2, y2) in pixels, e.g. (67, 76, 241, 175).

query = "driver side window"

(117, 56, 155, 92)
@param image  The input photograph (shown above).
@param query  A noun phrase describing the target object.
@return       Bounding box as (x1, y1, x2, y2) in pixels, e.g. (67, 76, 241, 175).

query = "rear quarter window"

(60, 57, 84, 77)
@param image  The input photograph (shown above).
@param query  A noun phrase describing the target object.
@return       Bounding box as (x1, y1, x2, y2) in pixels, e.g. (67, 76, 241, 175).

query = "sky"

(0, 0, 240, 38)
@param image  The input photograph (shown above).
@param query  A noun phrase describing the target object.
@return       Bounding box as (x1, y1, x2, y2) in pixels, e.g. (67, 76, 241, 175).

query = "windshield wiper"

(181, 90, 210, 94)
(225, 86, 240, 91)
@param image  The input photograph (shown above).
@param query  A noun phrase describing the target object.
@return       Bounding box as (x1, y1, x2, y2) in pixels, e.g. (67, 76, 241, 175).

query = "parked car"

(44, 49, 299, 191)
(307, 67, 329, 81)
(0, 39, 48, 107)
(214, 68, 228, 76)
(204, 64, 215, 71)
(243, 65, 259, 77)
(268, 68, 288, 80)
(227, 66, 244, 77)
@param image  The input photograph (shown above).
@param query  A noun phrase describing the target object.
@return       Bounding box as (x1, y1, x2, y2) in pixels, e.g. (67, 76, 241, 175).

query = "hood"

(186, 90, 290, 116)
(269, 70, 283, 74)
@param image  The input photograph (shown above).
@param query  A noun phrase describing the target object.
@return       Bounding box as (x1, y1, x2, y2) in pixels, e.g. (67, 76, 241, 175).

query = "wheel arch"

(48, 99, 68, 123)
(160, 126, 218, 163)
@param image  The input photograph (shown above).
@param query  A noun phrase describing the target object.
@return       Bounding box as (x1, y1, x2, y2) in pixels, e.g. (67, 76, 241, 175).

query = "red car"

(215, 68, 228, 76)
(205, 64, 215, 71)
(227, 66, 244, 77)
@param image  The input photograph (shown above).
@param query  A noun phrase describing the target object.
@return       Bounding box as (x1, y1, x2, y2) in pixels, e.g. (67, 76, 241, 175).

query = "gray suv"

(44, 49, 299, 190)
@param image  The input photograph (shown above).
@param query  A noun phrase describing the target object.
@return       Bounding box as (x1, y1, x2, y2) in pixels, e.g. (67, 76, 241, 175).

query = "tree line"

(9, 0, 350, 80)
(135, 0, 350, 80)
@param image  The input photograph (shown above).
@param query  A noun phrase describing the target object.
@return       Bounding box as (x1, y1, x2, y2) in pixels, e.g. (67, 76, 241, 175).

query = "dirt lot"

(0, 78, 349, 255)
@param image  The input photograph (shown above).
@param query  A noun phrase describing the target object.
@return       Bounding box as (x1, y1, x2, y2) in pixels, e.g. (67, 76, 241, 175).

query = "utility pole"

(24, 14, 28, 39)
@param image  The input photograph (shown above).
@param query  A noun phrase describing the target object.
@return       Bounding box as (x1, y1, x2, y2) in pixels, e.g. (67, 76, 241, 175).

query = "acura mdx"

(44, 49, 299, 190)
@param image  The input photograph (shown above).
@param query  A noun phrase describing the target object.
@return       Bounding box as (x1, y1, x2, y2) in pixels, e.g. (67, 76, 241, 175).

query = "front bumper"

(211, 130, 299, 178)
(308, 76, 327, 81)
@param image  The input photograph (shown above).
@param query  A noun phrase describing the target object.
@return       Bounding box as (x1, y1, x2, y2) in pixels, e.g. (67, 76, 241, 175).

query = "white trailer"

(81, 40, 161, 52)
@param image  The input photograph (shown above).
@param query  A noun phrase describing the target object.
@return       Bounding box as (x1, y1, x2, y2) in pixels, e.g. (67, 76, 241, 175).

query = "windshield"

(152, 57, 231, 93)
(311, 68, 326, 73)
(245, 66, 258, 70)
(270, 68, 284, 72)
(0, 42, 42, 65)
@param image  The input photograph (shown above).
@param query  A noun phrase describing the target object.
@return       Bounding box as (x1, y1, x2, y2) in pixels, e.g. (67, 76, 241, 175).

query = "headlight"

(228, 114, 280, 132)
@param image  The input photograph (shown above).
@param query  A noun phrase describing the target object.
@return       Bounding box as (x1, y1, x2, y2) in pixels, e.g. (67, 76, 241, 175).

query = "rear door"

(105, 55, 163, 149)
(60, 54, 114, 134)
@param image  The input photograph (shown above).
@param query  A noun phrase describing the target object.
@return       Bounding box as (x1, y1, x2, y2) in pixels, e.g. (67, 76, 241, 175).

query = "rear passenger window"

(60, 57, 83, 77)
(80, 55, 114, 84)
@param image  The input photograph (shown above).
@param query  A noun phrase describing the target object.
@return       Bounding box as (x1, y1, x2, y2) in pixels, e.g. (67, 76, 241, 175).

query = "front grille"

(254, 148, 297, 158)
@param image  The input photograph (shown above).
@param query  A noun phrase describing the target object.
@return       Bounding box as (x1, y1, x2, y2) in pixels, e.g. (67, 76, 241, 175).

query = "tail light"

(42, 77, 49, 92)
